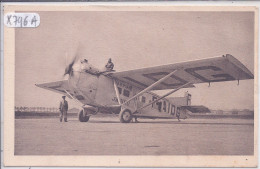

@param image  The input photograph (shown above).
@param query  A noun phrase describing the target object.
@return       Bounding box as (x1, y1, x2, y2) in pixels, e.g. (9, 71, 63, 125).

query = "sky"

(15, 11, 255, 110)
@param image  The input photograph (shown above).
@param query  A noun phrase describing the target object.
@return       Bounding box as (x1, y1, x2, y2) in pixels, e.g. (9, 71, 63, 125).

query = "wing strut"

(122, 70, 177, 106)
(64, 89, 83, 107)
(135, 82, 193, 112)
(113, 80, 122, 104)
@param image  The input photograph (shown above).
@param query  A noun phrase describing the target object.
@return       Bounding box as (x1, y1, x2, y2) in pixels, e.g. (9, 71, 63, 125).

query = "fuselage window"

(123, 89, 130, 97)
(118, 87, 122, 94)
(176, 107, 181, 117)
(163, 101, 166, 112)
(156, 102, 162, 112)
(141, 96, 146, 103)
(171, 105, 175, 115)
(187, 94, 191, 105)
(152, 96, 157, 107)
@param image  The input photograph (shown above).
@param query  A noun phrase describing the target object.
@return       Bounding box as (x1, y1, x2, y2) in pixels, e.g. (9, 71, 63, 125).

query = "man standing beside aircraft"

(105, 58, 114, 71)
(59, 96, 68, 122)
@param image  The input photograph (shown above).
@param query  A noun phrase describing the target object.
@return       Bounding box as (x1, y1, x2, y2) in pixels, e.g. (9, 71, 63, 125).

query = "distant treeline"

(187, 114, 254, 119)
(15, 106, 60, 113)
(15, 106, 79, 119)
(15, 111, 78, 119)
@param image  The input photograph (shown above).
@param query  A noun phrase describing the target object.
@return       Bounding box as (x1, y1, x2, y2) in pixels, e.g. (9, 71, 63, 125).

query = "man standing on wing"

(59, 96, 68, 122)
(105, 58, 114, 71)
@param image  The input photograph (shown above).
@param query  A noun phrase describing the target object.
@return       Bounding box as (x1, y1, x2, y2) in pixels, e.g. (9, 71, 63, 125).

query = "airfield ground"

(15, 116, 254, 155)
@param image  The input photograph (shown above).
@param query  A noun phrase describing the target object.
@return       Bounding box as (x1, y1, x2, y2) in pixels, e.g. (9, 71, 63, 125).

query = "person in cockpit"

(105, 58, 114, 71)
(81, 59, 101, 75)
(81, 59, 91, 71)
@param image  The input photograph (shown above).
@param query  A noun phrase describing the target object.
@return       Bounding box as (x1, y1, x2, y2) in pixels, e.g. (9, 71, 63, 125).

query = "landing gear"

(119, 109, 132, 123)
(78, 109, 90, 122)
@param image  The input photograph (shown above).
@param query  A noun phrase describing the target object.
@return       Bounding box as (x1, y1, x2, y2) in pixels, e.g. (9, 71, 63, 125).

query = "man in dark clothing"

(59, 96, 68, 122)
(105, 58, 114, 71)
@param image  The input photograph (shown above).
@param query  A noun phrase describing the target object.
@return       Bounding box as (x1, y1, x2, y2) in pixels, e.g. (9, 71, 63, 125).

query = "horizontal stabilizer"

(181, 105, 211, 113)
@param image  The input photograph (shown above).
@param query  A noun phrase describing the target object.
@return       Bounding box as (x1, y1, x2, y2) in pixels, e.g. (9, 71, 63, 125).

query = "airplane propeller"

(63, 45, 81, 77)
(64, 54, 77, 76)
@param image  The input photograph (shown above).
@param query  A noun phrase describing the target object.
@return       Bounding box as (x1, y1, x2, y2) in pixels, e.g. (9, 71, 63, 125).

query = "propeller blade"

(63, 49, 79, 76)
(64, 57, 75, 76)
(63, 44, 82, 77)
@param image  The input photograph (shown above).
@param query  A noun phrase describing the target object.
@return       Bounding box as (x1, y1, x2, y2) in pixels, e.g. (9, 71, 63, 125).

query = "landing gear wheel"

(78, 109, 90, 122)
(119, 109, 132, 123)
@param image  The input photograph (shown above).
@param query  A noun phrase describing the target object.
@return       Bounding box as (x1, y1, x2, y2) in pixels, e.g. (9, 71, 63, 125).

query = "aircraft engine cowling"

(68, 70, 99, 106)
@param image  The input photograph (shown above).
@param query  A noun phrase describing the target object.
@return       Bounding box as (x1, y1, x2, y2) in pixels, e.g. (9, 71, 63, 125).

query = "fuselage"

(66, 67, 189, 119)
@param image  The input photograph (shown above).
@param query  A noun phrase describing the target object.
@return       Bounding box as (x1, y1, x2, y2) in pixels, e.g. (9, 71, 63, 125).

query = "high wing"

(111, 54, 253, 90)
(35, 80, 73, 99)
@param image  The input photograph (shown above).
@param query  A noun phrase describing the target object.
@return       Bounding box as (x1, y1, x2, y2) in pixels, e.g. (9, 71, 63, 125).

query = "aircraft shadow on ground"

(19, 117, 253, 126)
(89, 121, 121, 124)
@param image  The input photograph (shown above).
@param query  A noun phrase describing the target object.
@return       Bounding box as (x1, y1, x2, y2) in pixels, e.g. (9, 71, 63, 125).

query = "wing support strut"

(122, 70, 178, 106)
(113, 80, 122, 105)
(135, 81, 193, 112)
(63, 89, 83, 107)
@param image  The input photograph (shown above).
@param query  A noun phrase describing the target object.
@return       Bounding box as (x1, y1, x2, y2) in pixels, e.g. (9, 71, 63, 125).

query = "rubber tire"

(119, 109, 132, 123)
(78, 109, 90, 122)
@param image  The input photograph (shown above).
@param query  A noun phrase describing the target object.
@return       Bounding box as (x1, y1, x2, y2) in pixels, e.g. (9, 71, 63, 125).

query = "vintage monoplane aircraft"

(36, 54, 254, 123)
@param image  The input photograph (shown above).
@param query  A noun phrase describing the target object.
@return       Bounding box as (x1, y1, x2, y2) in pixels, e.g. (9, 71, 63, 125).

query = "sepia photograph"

(3, 4, 258, 167)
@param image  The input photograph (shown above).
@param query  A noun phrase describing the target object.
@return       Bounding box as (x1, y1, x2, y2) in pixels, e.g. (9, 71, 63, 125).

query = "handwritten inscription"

(4, 13, 40, 28)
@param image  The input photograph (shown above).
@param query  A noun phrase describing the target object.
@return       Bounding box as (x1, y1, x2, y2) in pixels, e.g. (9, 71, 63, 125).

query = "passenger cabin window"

(123, 89, 130, 97)
(156, 102, 162, 112)
(152, 96, 157, 107)
(171, 105, 175, 115)
(168, 103, 171, 113)
(141, 96, 146, 103)
(117, 87, 122, 94)
(163, 101, 166, 112)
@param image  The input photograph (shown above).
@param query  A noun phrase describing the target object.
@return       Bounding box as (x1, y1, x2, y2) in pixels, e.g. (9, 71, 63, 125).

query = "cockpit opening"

(80, 59, 115, 76)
